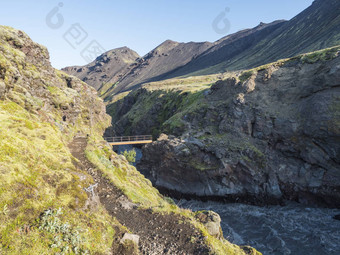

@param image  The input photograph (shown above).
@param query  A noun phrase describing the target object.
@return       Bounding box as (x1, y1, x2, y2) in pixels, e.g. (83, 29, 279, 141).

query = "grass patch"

(85, 136, 253, 255)
(0, 100, 115, 254)
(300, 45, 340, 64)
(239, 71, 254, 83)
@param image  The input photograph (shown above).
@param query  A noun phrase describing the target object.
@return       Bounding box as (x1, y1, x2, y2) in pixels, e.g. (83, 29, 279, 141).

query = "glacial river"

(117, 145, 340, 254)
(177, 200, 340, 255)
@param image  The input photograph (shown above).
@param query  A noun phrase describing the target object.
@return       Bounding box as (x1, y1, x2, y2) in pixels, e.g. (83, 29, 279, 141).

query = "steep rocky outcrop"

(111, 47, 340, 207)
(0, 26, 258, 254)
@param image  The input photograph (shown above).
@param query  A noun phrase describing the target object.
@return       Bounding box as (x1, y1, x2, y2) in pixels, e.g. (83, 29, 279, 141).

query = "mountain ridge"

(64, 39, 214, 98)
(63, 0, 340, 100)
(62, 46, 140, 91)
(163, 0, 340, 77)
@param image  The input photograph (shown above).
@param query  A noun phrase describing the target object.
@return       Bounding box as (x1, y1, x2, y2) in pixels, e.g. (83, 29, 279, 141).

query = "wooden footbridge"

(105, 135, 153, 146)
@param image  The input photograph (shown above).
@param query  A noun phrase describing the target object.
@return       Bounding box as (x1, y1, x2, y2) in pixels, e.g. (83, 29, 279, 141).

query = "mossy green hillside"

(0, 101, 116, 254)
(0, 26, 256, 254)
(0, 25, 119, 254)
(106, 71, 236, 105)
(85, 135, 259, 255)
(107, 86, 210, 138)
(237, 45, 340, 82)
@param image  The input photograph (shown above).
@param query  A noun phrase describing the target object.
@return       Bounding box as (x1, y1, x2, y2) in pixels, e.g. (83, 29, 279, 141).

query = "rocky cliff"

(0, 26, 258, 254)
(110, 46, 340, 207)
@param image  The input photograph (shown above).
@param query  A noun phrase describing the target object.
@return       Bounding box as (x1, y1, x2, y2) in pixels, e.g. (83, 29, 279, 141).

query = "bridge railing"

(104, 135, 153, 143)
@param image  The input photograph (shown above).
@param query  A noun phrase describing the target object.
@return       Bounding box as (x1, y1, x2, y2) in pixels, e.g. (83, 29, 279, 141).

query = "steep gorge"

(109, 46, 340, 208)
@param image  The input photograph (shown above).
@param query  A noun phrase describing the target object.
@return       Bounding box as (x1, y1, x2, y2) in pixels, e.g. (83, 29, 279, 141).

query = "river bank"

(177, 199, 340, 255)
(117, 144, 340, 254)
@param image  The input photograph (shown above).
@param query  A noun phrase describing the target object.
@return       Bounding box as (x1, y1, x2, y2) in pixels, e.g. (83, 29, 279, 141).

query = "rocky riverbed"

(177, 200, 340, 255)
(120, 144, 340, 255)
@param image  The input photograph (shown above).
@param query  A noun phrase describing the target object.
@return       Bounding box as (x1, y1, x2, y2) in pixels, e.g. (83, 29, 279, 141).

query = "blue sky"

(0, 0, 314, 69)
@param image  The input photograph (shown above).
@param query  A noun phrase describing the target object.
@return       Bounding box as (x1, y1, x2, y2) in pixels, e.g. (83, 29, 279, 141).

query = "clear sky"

(0, 0, 315, 69)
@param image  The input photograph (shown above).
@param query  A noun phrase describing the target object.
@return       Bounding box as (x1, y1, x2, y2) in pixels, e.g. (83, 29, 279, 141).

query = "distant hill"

(63, 0, 340, 99)
(170, 0, 340, 77)
(62, 47, 140, 91)
(63, 40, 212, 98)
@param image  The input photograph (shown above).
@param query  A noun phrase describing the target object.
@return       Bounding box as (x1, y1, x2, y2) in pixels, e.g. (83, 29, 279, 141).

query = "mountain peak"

(152, 40, 180, 54)
(97, 46, 140, 63)
(162, 39, 179, 45)
(62, 46, 140, 90)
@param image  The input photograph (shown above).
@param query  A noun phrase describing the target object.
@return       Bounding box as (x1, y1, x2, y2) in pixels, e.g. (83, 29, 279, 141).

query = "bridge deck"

(108, 140, 153, 146)
(105, 135, 153, 146)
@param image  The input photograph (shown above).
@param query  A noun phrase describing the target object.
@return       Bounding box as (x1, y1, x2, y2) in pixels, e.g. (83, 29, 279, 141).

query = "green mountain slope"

(0, 26, 259, 255)
(170, 0, 340, 76)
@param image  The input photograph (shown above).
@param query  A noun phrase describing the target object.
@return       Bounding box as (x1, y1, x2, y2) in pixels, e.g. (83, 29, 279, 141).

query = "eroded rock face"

(137, 54, 340, 207)
(118, 233, 140, 255)
(195, 211, 223, 239)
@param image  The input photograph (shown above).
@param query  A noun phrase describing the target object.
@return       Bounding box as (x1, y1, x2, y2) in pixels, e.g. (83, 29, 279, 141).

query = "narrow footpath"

(69, 136, 210, 255)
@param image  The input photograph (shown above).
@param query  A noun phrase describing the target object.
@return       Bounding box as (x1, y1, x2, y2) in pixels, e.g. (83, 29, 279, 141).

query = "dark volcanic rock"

(195, 211, 223, 239)
(139, 135, 283, 205)
(136, 52, 340, 208)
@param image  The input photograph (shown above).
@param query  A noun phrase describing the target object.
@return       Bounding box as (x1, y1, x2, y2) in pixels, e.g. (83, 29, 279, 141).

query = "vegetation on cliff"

(109, 45, 340, 207)
(0, 25, 114, 254)
(109, 45, 340, 137)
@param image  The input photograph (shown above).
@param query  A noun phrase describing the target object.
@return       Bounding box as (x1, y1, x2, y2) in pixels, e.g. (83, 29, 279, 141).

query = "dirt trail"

(69, 137, 210, 255)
